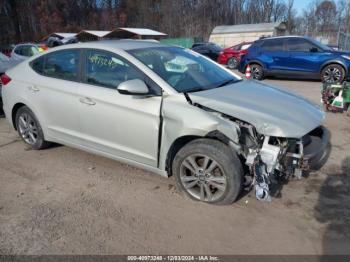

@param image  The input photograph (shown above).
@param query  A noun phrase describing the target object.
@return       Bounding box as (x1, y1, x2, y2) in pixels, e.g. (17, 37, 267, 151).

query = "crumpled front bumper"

(303, 126, 330, 170)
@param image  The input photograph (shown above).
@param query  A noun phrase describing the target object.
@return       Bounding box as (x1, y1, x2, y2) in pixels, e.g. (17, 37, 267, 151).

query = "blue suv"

(238, 36, 350, 83)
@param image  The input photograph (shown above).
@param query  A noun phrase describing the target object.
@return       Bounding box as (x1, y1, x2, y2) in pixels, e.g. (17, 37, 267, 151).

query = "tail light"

(0, 73, 11, 86)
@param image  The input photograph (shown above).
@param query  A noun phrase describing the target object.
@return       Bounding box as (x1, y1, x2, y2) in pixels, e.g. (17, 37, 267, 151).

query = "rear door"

(29, 49, 83, 145)
(78, 49, 162, 166)
(260, 38, 288, 72)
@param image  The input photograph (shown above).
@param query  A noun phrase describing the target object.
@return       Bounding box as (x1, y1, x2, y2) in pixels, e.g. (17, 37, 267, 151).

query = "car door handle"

(79, 97, 96, 106)
(27, 85, 40, 93)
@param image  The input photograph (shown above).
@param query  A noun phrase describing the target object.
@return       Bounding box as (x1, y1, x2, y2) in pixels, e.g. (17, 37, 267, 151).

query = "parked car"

(218, 42, 252, 69)
(0, 44, 14, 57)
(1, 52, 20, 115)
(191, 42, 223, 61)
(1, 40, 329, 204)
(238, 36, 350, 83)
(10, 43, 41, 62)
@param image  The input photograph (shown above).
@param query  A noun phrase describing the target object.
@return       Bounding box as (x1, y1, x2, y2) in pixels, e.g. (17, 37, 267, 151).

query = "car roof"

(53, 40, 170, 51)
(13, 43, 38, 47)
(193, 42, 216, 46)
(259, 35, 308, 41)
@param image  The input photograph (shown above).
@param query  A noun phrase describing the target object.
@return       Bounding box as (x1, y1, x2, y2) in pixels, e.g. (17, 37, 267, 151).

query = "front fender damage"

(192, 101, 328, 202)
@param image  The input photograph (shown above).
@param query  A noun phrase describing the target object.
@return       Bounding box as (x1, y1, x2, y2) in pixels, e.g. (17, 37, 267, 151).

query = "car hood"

(330, 50, 350, 56)
(188, 80, 325, 138)
(223, 48, 235, 53)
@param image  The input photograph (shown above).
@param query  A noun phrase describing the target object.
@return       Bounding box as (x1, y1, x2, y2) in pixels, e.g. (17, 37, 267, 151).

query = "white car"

(1, 40, 329, 204)
(10, 44, 41, 62)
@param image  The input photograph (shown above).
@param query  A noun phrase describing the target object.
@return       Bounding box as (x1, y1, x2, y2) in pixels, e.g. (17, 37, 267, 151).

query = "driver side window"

(287, 38, 318, 52)
(85, 50, 145, 90)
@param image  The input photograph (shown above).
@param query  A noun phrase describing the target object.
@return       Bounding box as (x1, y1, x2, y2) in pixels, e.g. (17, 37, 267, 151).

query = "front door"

(78, 49, 162, 167)
(286, 37, 325, 74)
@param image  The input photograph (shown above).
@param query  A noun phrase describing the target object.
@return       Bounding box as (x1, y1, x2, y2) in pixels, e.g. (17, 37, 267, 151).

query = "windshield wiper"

(216, 79, 241, 88)
(185, 87, 206, 93)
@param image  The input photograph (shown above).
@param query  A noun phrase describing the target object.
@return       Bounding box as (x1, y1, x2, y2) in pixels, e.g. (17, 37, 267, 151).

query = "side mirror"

(117, 79, 149, 95)
(310, 47, 319, 52)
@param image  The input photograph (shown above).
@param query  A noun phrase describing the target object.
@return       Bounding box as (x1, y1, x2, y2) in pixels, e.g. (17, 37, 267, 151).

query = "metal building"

(209, 22, 287, 47)
(106, 28, 167, 40)
(76, 30, 112, 42)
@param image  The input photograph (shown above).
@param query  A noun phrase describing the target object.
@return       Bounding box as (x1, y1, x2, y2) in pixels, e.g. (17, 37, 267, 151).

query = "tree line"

(0, 0, 350, 45)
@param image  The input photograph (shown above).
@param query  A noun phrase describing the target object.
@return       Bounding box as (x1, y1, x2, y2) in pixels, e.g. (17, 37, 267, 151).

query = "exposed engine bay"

(232, 119, 326, 202)
(191, 101, 328, 202)
(216, 116, 304, 201)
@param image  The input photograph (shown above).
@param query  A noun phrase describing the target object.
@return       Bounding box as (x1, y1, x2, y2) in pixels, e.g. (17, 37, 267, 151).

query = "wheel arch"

(248, 60, 264, 68)
(11, 102, 26, 130)
(165, 131, 234, 176)
(320, 61, 348, 75)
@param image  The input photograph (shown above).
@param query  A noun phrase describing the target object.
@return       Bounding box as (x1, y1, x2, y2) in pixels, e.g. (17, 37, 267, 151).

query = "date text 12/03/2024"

(127, 255, 219, 261)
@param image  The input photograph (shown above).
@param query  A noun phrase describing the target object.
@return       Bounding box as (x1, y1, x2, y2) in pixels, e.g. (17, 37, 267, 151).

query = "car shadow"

(264, 76, 321, 83)
(316, 156, 350, 255)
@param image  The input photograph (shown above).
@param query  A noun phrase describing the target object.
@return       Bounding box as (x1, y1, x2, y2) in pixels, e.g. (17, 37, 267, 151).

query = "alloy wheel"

(227, 57, 238, 69)
(179, 154, 227, 202)
(18, 113, 38, 145)
(323, 67, 342, 83)
(251, 65, 262, 79)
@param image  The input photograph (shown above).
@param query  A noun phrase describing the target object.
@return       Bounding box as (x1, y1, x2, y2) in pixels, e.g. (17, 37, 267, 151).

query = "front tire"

(172, 139, 243, 205)
(15, 106, 50, 149)
(321, 64, 345, 84)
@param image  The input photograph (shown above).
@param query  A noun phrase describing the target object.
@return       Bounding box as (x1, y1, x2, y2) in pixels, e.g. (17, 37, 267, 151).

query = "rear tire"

(321, 64, 345, 84)
(250, 64, 264, 80)
(227, 57, 238, 69)
(15, 106, 50, 150)
(172, 138, 243, 205)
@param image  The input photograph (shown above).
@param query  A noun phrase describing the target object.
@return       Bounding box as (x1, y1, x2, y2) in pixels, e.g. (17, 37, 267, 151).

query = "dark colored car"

(0, 44, 15, 57)
(218, 42, 252, 69)
(238, 36, 350, 83)
(191, 42, 223, 61)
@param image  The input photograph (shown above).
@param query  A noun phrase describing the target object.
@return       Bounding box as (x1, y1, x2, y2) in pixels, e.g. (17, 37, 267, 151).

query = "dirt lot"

(0, 77, 349, 255)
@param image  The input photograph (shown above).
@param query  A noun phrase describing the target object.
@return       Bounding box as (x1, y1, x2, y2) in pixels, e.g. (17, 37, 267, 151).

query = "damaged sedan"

(1, 40, 329, 204)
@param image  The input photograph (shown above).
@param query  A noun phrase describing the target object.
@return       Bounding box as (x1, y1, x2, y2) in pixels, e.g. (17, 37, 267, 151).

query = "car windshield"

(128, 46, 240, 93)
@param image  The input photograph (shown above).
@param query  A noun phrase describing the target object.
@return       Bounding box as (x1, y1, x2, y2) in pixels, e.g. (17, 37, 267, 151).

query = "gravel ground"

(0, 77, 349, 255)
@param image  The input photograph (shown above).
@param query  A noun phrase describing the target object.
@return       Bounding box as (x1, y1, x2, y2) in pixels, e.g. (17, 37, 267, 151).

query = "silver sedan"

(1, 40, 329, 204)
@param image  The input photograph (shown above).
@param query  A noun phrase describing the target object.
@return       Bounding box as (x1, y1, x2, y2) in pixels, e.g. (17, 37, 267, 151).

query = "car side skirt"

(264, 69, 320, 80)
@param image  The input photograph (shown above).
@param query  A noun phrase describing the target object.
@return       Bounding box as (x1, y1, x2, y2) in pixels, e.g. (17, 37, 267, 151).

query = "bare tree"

(1, 0, 349, 45)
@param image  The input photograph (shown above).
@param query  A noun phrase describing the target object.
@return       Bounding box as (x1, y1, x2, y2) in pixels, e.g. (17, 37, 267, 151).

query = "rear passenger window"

(262, 39, 284, 51)
(44, 50, 80, 81)
(31, 56, 45, 74)
(85, 50, 144, 89)
(15, 45, 39, 57)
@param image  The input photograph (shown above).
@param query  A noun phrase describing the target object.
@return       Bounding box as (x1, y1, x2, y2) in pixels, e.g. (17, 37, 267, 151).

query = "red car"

(218, 42, 252, 69)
